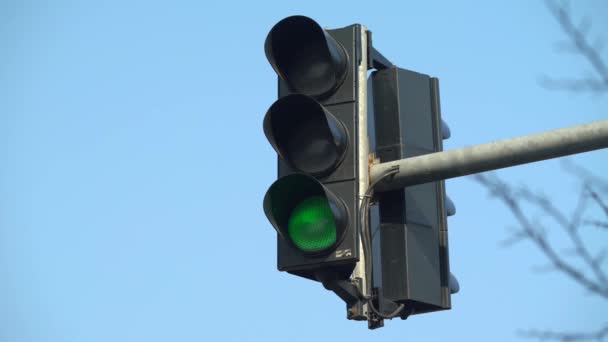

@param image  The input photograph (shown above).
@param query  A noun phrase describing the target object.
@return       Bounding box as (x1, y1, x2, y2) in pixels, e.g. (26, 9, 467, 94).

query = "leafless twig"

(562, 160, 608, 195)
(540, 0, 608, 93)
(515, 183, 608, 288)
(584, 220, 608, 230)
(474, 173, 608, 299)
(483, 1, 608, 340)
(475, 170, 608, 342)
(519, 324, 608, 341)
(588, 188, 608, 217)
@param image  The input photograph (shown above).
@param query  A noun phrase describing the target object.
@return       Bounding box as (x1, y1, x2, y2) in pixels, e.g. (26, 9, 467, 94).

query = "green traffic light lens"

(287, 196, 337, 252)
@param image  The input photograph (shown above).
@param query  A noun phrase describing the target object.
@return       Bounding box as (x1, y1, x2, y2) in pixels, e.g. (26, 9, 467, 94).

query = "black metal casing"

(272, 24, 365, 281)
(371, 67, 452, 313)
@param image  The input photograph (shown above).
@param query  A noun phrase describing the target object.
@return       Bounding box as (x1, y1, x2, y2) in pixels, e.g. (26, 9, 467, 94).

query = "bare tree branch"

(562, 160, 608, 195)
(474, 173, 608, 299)
(511, 180, 608, 288)
(584, 220, 608, 230)
(519, 324, 608, 341)
(540, 77, 608, 93)
(588, 188, 608, 217)
(593, 248, 608, 268)
(487, 2, 608, 340)
(501, 228, 531, 247)
(541, 0, 608, 93)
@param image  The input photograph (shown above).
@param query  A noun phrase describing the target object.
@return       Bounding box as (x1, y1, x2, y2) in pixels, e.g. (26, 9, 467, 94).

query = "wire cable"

(358, 166, 405, 319)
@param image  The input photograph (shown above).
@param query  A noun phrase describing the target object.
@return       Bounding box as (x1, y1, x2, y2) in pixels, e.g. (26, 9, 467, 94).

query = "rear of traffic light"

(370, 67, 457, 316)
(262, 16, 368, 294)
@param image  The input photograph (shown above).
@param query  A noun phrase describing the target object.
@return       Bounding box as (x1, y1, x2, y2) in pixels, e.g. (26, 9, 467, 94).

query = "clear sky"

(1, 0, 607, 341)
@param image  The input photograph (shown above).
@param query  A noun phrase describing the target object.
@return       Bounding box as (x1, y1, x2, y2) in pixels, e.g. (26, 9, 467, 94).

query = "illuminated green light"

(287, 196, 337, 251)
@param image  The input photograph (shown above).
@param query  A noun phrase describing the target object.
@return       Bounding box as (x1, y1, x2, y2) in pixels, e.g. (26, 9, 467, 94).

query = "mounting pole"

(370, 119, 608, 192)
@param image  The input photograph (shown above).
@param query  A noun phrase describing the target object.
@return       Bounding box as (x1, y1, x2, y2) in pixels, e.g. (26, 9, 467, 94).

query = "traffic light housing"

(370, 67, 456, 317)
(262, 16, 368, 298)
(262, 16, 458, 327)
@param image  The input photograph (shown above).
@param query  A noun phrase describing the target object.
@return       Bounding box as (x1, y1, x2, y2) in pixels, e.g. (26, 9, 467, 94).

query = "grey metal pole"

(370, 119, 608, 192)
(349, 25, 370, 322)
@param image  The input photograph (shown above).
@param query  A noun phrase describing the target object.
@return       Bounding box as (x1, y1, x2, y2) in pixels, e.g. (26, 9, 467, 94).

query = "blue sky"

(1, 1, 607, 341)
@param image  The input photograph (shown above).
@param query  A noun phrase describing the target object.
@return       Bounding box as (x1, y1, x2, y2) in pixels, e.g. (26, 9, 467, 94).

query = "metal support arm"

(370, 119, 608, 192)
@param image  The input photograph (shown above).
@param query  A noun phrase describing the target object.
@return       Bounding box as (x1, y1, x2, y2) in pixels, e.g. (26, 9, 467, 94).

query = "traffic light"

(262, 16, 369, 305)
(261, 16, 459, 327)
(369, 67, 457, 319)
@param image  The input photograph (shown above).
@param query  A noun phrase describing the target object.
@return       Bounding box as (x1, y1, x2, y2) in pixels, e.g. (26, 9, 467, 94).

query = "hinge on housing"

(366, 31, 393, 71)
